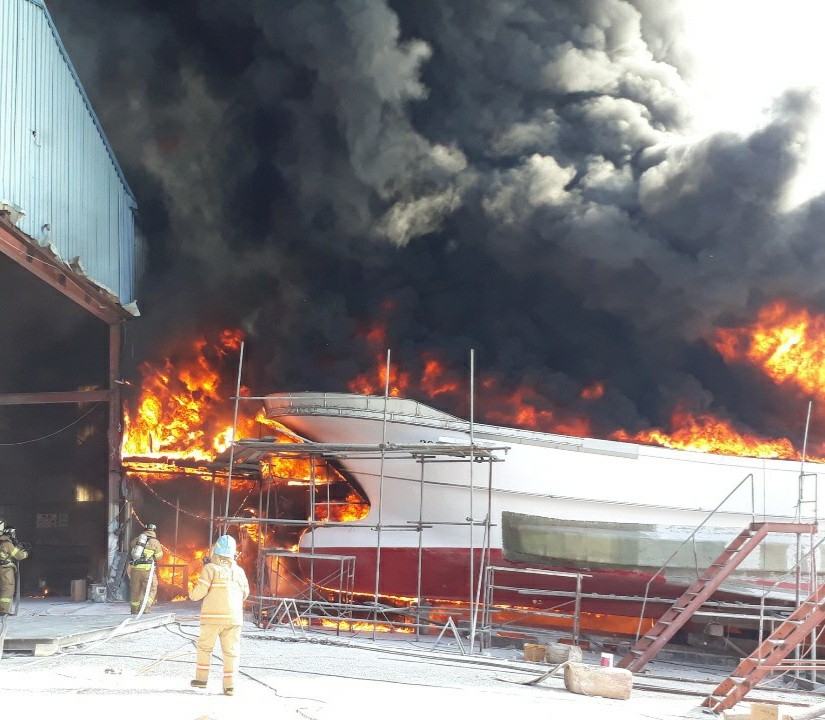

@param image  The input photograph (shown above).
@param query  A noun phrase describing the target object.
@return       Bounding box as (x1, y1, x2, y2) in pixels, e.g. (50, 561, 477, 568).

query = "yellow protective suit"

(128, 529, 163, 614)
(189, 554, 250, 692)
(0, 534, 28, 615)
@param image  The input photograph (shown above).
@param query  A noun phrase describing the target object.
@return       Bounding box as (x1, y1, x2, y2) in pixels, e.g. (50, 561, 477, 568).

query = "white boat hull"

(264, 392, 823, 617)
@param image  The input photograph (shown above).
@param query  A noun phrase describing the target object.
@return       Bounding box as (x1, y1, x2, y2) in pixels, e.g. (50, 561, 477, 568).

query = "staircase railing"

(634, 473, 756, 641)
(755, 531, 825, 646)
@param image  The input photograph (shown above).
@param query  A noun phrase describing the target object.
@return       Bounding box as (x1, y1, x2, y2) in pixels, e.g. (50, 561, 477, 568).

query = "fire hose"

(135, 559, 155, 617)
(5, 559, 156, 669)
(10, 560, 20, 617)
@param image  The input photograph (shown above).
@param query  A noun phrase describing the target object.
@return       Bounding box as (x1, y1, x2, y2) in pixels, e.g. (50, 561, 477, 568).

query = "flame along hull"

(264, 392, 824, 620)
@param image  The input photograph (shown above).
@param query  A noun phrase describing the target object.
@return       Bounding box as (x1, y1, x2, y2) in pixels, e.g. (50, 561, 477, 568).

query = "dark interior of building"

(0, 253, 110, 595)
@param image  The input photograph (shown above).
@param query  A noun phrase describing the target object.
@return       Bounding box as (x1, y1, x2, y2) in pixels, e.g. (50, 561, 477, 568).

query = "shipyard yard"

(0, 598, 821, 719)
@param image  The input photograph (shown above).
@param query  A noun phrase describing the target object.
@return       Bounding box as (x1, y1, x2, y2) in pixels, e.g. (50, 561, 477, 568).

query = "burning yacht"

(258, 392, 823, 622)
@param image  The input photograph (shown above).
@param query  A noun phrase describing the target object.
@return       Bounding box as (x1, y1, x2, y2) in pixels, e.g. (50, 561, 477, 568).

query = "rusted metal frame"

(0, 221, 129, 325)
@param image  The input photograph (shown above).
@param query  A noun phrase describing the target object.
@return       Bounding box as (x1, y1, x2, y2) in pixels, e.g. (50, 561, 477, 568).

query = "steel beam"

(0, 390, 111, 405)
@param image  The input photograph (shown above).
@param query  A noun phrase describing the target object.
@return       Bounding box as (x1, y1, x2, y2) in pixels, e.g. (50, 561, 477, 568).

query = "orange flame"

(122, 329, 265, 461)
(420, 354, 462, 397)
(348, 322, 410, 397)
(482, 380, 592, 436)
(319, 619, 412, 633)
(315, 490, 370, 523)
(580, 382, 604, 400)
(344, 297, 825, 459)
(611, 407, 799, 459)
(713, 301, 825, 398)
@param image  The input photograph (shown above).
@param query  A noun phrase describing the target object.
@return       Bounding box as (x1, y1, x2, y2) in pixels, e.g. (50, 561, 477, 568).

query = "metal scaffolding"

(213, 438, 515, 646)
(136, 349, 823, 660)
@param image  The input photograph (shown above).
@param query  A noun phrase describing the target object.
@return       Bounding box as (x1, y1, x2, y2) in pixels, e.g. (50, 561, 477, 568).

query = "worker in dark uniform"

(189, 535, 249, 695)
(0, 523, 29, 615)
(128, 523, 163, 614)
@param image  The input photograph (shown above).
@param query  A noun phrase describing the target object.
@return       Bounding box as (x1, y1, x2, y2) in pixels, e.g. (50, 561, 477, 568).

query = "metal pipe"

(173, 498, 179, 589)
(209, 470, 216, 549)
(795, 401, 812, 680)
(223, 340, 245, 532)
(472, 458, 494, 649)
(257, 477, 265, 600)
(261, 473, 273, 624)
(573, 574, 582, 645)
(310, 456, 316, 606)
(811, 525, 818, 683)
(372, 349, 391, 636)
(468, 348, 476, 653)
(751, 475, 755, 525)
(470, 457, 492, 654)
(416, 458, 425, 641)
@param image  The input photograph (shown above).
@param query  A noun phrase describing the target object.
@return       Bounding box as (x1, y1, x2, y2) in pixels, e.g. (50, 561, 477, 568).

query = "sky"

(680, 0, 825, 206)
(42, 0, 825, 446)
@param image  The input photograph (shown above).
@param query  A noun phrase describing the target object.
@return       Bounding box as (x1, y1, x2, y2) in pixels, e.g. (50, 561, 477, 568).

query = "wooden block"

(750, 703, 779, 720)
(523, 643, 546, 662)
(563, 662, 633, 700)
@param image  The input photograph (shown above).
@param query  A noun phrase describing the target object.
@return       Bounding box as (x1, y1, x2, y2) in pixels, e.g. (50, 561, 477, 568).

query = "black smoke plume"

(45, 0, 825, 446)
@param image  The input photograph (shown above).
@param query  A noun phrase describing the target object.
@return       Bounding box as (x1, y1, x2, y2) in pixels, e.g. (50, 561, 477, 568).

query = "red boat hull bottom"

(293, 546, 725, 625)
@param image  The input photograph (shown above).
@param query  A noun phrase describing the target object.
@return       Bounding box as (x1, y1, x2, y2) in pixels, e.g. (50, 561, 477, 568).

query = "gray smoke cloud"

(44, 0, 825, 443)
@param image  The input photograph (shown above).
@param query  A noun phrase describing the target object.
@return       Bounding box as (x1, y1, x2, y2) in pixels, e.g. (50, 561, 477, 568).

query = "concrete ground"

(0, 598, 819, 719)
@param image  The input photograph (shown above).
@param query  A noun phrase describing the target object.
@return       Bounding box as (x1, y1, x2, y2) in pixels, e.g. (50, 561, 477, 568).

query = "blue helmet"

(214, 535, 237, 558)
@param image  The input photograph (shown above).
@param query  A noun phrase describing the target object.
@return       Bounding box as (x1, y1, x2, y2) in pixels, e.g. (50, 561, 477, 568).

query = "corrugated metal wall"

(0, 0, 137, 305)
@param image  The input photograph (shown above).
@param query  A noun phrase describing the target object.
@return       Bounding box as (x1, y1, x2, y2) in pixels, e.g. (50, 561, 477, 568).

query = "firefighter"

(0, 522, 30, 615)
(189, 534, 249, 696)
(128, 522, 163, 614)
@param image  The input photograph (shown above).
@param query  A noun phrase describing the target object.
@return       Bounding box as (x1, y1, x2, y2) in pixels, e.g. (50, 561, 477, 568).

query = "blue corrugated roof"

(1, 0, 139, 304)
(33, 0, 136, 204)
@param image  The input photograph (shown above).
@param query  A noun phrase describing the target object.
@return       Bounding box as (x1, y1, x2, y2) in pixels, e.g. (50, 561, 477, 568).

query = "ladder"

(704, 582, 825, 712)
(617, 522, 816, 673)
(105, 551, 129, 601)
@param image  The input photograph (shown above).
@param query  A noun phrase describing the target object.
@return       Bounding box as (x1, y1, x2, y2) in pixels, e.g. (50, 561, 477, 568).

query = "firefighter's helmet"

(214, 535, 236, 558)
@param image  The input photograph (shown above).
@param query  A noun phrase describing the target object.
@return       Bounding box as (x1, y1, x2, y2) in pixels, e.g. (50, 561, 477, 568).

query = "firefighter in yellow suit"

(128, 523, 163, 614)
(189, 534, 249, 696)
(0, 523, 29, 615)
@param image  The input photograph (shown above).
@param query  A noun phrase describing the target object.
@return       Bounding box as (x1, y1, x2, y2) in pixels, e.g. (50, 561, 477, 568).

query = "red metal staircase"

(703, 581, 825, 713)
(617, 522, 817, 673)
